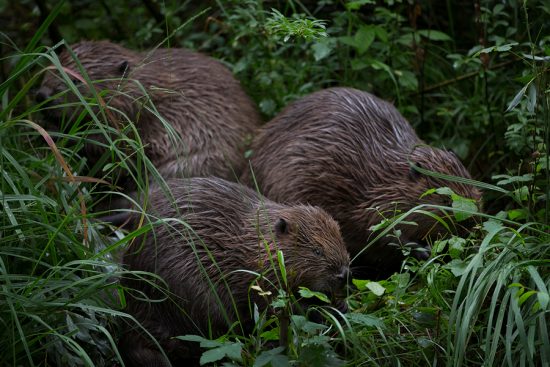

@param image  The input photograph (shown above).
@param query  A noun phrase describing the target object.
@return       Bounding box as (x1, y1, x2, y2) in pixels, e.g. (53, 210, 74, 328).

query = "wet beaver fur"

(242, 87, 482, 278)
(119, 177, 350, 366)
(36, 40, 260, 189)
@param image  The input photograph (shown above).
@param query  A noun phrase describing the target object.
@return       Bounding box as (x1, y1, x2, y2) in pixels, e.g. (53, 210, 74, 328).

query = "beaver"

(119, 176, 350, 366)
(242, 87, 482, 278)
(36, 40, 260, 190)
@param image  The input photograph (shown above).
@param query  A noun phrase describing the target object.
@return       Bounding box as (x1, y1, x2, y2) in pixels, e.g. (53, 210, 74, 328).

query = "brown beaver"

(119, 176, 350, 366)
(242, 87, 482, 278)
(36, 40, 261, 189)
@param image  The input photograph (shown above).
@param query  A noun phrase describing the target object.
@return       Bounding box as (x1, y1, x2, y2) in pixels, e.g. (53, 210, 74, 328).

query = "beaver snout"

(335, 266, 351, 285)
(35, 86, 53, 104)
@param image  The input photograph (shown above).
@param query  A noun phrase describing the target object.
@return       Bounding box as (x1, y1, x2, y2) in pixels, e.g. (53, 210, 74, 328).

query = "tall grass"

(0, 0, 548, 366)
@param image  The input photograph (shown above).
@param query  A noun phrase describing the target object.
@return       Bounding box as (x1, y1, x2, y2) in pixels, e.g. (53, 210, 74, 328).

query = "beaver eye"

(313, 248, 323, 257)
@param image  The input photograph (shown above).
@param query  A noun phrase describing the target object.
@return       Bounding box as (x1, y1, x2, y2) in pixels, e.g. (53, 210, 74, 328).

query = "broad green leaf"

(366, 281, 385, 296)
(200, 342, 242, 365)
(445, 259, 468, 276)
(452, 196, 478, 221)
(254, 347, 288, 367)
(298, 287, 330, 303)
(355, 26, 375, 54)
(507, 208, 528, 221)
(312, 41, 332, 61)
(417, 29, 451, 41)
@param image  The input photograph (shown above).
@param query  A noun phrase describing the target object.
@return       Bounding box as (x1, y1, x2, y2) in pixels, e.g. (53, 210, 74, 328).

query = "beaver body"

(37, 41, 260, 186)
(243, 87, 481, 277)
(119, 177, 350, 366)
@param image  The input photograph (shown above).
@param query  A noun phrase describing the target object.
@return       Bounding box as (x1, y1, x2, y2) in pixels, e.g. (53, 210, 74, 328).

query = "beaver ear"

(274, 218, 289, 236)
(118, 60, 130, 74)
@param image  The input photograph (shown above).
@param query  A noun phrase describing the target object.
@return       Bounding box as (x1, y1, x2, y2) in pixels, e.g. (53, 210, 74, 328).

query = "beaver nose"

(336, 266, 351, 284)
(35, 87, 52, 103)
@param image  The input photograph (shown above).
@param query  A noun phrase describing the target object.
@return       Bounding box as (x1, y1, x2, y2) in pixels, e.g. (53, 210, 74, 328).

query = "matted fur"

(37, 40, 261, 183)
(120, 177, 350, 366)
(242, 87, 481, 277)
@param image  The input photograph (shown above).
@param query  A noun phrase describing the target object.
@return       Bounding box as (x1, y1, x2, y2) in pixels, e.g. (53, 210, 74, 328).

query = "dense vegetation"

(0, 0, 548, 366)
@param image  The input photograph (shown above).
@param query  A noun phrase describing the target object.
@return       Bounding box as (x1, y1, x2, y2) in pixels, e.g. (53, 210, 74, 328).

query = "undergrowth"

(0, 0, 548, 366)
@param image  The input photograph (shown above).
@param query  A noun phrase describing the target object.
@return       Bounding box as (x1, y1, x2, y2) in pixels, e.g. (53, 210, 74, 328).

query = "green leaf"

(527, 83, 537, 113)
(507, 208, 528, 220)
(200, 342, 242, 365)
(537, 292, 550, 310)
(445, 259, 468, 276)
(254, 347, 288, 367)
(482, 219, 504, 236)
(448, 236, 467, 258)
(518, 290, 537, 306)
(298, 287, 330, 303)
(259, 328, 280, 341)
(345, 0, 376, 10)
(474, 42, 518, 56)
(339, 35, 358, 48)
(259, 99, 276, 115)
(176, 334, 222, 349)
(277, 250, 287, 286)
(493, 173, 533, 186)
(312, 41, 332, 61)
(355, 26, 375, 54)
(452, 196, 478, 221)
(417, 29, 452, 41)
(506, 82, 529, 112)
(366, 281, 386, 296)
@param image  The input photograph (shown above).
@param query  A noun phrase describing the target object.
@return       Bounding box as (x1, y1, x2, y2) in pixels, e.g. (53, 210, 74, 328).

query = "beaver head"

(349, 145, 482, 263)
(264, 206, 351, 299)
(36, 41, 137, 123)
